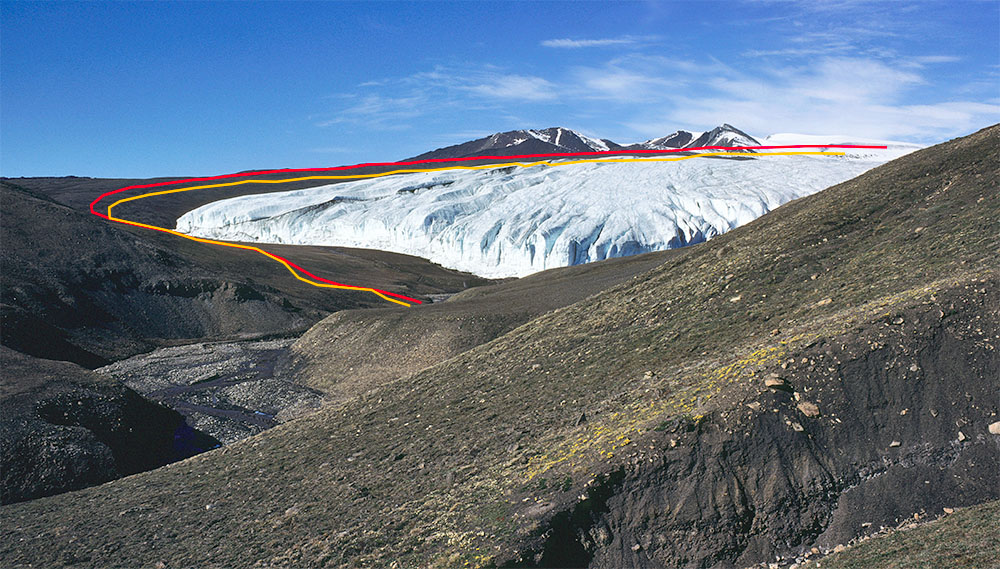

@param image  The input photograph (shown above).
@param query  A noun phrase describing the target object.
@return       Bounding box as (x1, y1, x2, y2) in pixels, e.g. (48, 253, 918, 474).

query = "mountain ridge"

(408, 123, 761, 160)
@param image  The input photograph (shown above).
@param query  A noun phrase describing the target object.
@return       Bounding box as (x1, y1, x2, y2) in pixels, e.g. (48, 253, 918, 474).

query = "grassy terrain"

(284, 248, 678, 398)
(804, 499, 1000, 569)
(0, 125, 997, 568)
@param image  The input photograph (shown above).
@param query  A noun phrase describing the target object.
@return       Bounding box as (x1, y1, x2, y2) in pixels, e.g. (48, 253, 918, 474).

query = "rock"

(631, 543, 641, 552)
(943, 507, 955, 514)
(765, 377, 791, 390)
(816, 297, 833, 306)
(791, 422, 804, 432)
(988, 421, 1000, 435)
(889, 440, 901, 447)
(833, 544, 847, 553)
(957, 431, 966, 442)
(909, 363, 920, 372)
(574, 413, 587, 426)
(796, 401, 820, 418)
(729, 295, 742, 303)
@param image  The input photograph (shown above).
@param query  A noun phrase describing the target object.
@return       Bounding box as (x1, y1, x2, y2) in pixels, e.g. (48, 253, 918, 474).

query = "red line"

(105, 211, 423, 303)
(87, 144, 886, 215)
(90, 143, 886, 306)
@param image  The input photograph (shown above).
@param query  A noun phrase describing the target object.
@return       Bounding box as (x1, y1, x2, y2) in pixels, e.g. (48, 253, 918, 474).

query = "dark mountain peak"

(688, 123, 760, 151)
(409, 123, 761, 161)
(408, 127, 621, 161)
(631, 130, 697, 150)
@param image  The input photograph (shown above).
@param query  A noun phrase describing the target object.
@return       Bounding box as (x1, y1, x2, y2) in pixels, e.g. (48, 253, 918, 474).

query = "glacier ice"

(176, 149, 917, 278)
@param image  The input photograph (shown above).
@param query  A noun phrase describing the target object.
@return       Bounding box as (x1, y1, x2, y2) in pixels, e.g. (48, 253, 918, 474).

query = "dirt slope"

(0, 125, 996, 568)
(282, 249, 677, 399)
(1, 179, 488, 367)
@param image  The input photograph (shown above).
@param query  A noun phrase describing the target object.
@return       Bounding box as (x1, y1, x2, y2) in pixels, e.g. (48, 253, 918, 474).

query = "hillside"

(0, 125, 997, 568)
(1, 176, 490, 503)
(280, 249, 680, 399)
(0, 179, 488, 367)
(801, 498, 1000, 569)
(0, 346, 218, 505)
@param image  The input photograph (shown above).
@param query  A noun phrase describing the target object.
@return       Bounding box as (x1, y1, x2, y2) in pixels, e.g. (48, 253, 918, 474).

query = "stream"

(96, 337, 325, 445)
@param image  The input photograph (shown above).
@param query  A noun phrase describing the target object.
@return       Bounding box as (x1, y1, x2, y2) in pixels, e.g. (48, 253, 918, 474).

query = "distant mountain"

(625, 123, 760, 151)
(409, 124, 768, 161)
(687, 123, 760, 149)
(627, 130, 699, 149)
(409, 127, 622, 161)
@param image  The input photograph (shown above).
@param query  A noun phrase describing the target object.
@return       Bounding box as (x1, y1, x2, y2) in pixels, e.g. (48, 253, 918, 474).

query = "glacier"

(176, 147, 919, 278)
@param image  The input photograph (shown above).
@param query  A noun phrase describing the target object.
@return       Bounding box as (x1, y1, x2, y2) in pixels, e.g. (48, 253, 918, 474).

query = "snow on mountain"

(629, 130, 701, 149)
(626, 124, 759, 151)
(176, 147, 907, 278)
(688, 124, 761, 150)
(410, 127, 620, 161)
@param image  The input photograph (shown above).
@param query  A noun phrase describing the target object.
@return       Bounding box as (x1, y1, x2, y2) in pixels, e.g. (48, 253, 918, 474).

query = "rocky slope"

(0, 125, 996, 568)
(1, 179, 488, 367)
(1, 176, 489, 506)
(800, 498, 1000, 569)
(98, 338, 326, 444)
(1, 347, 218, 505)
(279, 250, 679, 400)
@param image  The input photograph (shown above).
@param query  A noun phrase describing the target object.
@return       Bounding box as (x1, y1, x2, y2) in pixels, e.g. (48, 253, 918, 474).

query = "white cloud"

(623, 55, 998, 142)
(318, 44, 996, 145)
(317, 94, 425, 130)
(542, 37, 637, 48)
(465, 75, 557, 101)
(910, 55, 962, 65)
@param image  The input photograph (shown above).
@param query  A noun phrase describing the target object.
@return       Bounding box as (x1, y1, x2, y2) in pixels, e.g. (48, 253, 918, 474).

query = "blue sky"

(2, 0, 998, 177)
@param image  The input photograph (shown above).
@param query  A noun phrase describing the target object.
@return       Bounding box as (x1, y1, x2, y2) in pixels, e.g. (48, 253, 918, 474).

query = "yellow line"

(105, 151, 845, 306)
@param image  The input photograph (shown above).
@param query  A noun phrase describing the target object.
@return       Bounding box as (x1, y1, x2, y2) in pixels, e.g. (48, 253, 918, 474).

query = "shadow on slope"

(0, 347, 219, 505)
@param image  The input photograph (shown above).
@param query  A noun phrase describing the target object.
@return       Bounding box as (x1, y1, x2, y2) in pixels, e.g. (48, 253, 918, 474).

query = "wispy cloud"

(317, 5, 997, 146)
(910, 55, 961, 65)
(317, 66, 562, 130)
(616, 55, 998, 141)
(465, 75, 557, 101)
(541, 35, 656, 49)
(317, 94, 425, 130)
